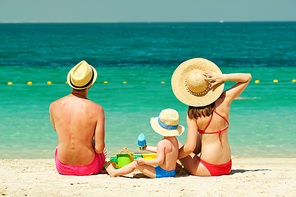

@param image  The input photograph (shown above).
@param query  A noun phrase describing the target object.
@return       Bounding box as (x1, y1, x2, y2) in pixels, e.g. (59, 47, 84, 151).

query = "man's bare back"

(50, 91, 105, 166)
(49, 60, 105, 170)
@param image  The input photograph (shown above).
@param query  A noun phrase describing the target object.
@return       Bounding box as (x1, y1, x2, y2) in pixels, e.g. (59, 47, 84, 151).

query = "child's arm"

(140, 145, 157, 153)
(137, 142, 165, 166)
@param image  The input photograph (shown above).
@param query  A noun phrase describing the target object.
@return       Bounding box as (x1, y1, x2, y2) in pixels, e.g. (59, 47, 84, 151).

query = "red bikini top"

(198, 111, 229, 142)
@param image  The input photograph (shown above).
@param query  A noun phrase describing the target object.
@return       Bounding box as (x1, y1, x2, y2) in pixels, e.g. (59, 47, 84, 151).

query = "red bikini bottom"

(199, 158, 232, 176)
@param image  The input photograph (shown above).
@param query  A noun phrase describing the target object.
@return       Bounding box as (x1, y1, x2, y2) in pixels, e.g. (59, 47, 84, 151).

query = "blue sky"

(1, 0, 296, 22)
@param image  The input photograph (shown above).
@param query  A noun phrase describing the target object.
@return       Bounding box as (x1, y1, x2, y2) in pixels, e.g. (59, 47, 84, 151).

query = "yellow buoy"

(27, 81, 33, 85)
(273, 79, 278, 83)
(65, 81, 68, 84)
(161, 81, 165, 84)
(47, 81, 52, 85)
(7, 82, 13, 85)
(103, 81, 108, 84)
(123, 81, 127, 84)
(255, 80, 260, 83)
(292, 79, 296, 83)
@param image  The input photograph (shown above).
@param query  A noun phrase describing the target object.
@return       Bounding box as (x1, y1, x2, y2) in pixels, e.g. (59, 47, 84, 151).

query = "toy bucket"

(117, 153, 134, 168)
(110, 155, 119, 168)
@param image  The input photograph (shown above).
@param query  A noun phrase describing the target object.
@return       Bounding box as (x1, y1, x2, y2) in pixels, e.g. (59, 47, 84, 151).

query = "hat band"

(69, 68, 94, 89)
(185, 75, 211, 96)
(158, 118, 178, 130)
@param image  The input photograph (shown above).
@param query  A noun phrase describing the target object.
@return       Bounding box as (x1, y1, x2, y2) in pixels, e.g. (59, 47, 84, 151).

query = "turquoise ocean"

(0, 22, 295, 159)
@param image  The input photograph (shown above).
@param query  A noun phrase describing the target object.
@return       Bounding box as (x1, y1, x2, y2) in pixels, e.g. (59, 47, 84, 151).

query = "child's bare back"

(155, 137, 179, 172)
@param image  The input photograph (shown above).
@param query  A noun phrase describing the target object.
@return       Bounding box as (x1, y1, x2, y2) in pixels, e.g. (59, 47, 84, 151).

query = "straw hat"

(171, 58, 224, 107)
(67, 60, 97, 90)
(150, 109, 185, 136)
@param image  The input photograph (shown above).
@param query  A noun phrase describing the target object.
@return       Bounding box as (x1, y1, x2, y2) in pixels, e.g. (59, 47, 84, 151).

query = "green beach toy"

(105, 160, 119, 169)
(117, 153, 134, 168)
(109, 155, 119, 168)
(133, 153, 143, 160)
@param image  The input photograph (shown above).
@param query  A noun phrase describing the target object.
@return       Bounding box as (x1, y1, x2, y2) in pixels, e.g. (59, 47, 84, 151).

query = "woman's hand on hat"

(203, 71, 224, 88)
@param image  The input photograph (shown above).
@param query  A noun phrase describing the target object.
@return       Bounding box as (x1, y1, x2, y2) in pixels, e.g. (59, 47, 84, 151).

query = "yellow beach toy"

(142, 153, 157, 159)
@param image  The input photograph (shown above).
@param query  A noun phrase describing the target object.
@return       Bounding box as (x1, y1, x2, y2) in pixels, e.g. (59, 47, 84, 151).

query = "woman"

(171, 58, 251, 176)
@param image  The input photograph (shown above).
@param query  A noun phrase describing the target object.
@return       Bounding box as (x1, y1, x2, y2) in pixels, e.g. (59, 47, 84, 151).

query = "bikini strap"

(213, 111, 229, 142)
(198, 113, 213, 133)
(213, 111, 229, 125)
(198, 111, 229, 141)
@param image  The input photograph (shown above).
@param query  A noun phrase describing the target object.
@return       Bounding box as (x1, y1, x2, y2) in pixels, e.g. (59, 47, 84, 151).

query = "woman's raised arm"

(204, 72, 252, 103)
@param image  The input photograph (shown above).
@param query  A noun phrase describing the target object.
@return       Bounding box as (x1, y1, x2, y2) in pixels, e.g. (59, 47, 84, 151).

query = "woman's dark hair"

(187, 102, 215, 120)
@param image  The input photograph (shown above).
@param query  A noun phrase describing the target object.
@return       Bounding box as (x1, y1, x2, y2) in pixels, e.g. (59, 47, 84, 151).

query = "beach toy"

(110, 155, 118, 168)
(133, 153, 143, 160)
(137, 133, 146, 150)
(117, 153, 134, 168)
(142, 153, 157, 159)
(105, 160, 119, 169)
(108, 153, 136, 169)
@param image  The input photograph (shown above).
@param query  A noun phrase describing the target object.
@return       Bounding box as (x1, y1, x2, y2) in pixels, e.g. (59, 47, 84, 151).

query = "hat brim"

(150, 117, 185, 137)
(67, 65, 97, 90)
(171, 58, 224, 107)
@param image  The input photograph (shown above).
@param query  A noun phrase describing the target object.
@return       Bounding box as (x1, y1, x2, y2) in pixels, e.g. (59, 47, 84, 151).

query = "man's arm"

(94, 106, 105, 154)
(49, 102, 56, 131)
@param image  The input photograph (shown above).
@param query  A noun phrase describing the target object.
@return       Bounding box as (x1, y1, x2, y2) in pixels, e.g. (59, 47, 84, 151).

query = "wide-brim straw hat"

(67, 60, 97, 90)
(171, 58, 224, 107)
(150, 109, 185, 137)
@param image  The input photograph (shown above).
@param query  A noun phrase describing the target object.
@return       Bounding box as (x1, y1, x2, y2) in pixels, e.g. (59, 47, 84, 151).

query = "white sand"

(1, 158, 296, 196)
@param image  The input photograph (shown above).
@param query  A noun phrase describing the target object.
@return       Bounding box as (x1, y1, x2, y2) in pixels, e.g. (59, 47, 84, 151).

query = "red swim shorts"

(55, 148, 105, 176)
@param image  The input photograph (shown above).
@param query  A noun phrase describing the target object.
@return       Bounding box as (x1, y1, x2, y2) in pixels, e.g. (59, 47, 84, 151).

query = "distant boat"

(219, 20, 224, 23)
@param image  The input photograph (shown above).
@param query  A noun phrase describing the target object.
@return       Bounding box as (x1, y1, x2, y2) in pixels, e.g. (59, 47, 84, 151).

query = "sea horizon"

(1, 20, 296, 24)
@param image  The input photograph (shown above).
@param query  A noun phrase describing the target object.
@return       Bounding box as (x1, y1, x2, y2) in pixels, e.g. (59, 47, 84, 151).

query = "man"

(49, 60, 106, 176)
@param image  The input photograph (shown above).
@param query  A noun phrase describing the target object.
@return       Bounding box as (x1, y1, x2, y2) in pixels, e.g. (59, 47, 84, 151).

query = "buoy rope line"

(2, 79, 296, 85)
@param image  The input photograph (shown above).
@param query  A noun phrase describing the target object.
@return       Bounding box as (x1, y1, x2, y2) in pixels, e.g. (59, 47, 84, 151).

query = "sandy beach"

(1, 157, 295, 196)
